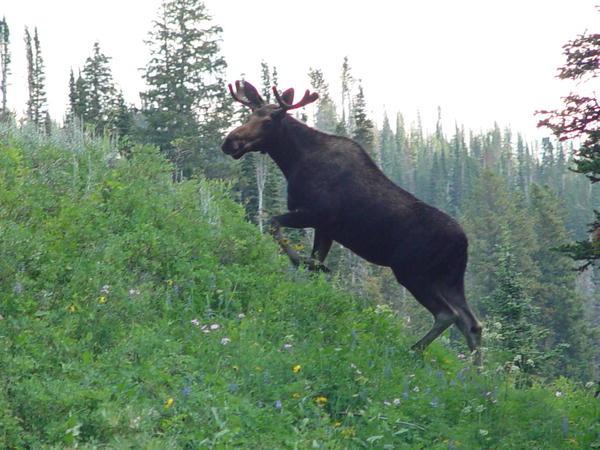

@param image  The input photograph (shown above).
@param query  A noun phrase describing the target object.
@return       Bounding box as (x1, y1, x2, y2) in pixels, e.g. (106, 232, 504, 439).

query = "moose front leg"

(269, 210, 330, 272)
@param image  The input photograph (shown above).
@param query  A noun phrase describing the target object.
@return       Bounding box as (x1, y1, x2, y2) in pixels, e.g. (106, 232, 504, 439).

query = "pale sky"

(2, 0, 599, 138)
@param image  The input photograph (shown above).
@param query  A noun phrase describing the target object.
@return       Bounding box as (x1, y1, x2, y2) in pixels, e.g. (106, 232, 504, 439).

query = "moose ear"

(280, 88, 294, 105)
(241, 81, 265, 108)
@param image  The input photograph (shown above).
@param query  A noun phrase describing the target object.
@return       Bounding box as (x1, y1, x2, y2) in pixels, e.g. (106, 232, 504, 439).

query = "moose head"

(221, 80, 319, 159)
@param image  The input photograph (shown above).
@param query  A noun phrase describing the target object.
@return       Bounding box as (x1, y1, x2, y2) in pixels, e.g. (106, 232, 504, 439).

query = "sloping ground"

(0, 130, 598, 448)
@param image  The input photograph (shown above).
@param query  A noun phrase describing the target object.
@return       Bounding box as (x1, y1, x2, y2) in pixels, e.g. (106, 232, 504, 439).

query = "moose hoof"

(301, 258, 331, 273)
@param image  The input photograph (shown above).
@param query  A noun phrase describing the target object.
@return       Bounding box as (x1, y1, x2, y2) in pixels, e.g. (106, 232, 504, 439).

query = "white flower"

(412, 386, 420, 393)
(393, 398, 401, 406)
(237, 313, 246, 319)
(221, 337, 231, 345)
(479, 429, 489, 436)
(555, 391, 563, 398)
(100, 284, 110, 294)
(129, 288, 140, 296)
(457, 353, 466, 360)
(191, 319, 200, 326)
(283, 343, 293, 350)
(210, 324, 220, 331)
(585, 381, 595, 389)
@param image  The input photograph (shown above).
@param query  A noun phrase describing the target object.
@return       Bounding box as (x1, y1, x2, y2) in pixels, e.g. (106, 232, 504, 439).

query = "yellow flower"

(164, 397, 174, 409)
(68, 304, 77, 313)
(166, 279, 174, 287)
(341, 427, 356, 438)
(292, 392, 301, 399)
(292, 364, 302, 373)
(98, 296, 107, 304)
(333, 421, 342, 428)
(315, 396, 328, 406)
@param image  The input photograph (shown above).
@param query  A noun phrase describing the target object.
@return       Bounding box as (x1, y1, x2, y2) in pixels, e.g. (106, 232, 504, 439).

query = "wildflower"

(68, 304, 77, 313)
(221, 337, 231, 345)
(383, 400, 391, 406)
(98, 295, 107, 304)
(100, 284, 110, 294)
(412, 386, 420, 393)
(129, 288, 140, 296)
(555, 391, 563, 398)
(479, 429, 489, 437)
(13, 282, 23, 295)
(292, 364, 302, 373)
(315, 396, 328, 406)
(191, 319, 200, 326)
(166, 279, 174, 287)
(164, 398, 174, 409)
(274, 400, 282, 410)
(393, 398, 401, 406)
(292, 392, 301, 399)
(201, 325, 210, 333)
(238, 313, 246, 319)
(333, 421, 342, 428)
(282, 343, 293, 350)
(585, 381, 594, 389)
(210, 323, 220, 331)
(457, 353, 466, 360)
(181, 386, 191, 397)
(341, 427, 356, 438)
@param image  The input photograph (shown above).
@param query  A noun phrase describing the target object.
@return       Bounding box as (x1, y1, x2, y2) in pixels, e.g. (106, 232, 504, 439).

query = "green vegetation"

(1, 127, 598, 449)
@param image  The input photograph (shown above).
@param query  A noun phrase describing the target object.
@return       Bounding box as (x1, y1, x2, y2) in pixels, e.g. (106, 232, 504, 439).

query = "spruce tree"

(24, 27, 47, 129)
(352, 83, 376, 162)
(141, 0, 232, 178)
(0, 17, 10, 120)
(529, 184, 595, 379)
(308, 67, 337, 133)
(81, 42, 116, 132)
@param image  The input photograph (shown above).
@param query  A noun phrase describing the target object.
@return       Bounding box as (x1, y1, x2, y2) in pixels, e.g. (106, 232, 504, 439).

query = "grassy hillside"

(0, 128, 598, 449)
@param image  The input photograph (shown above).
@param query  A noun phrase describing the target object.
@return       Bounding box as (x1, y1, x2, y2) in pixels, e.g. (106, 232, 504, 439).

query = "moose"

(222, 80, 483, 363)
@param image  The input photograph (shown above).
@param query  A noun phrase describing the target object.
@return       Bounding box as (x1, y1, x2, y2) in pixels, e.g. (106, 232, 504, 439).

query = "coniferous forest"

(0, 2, 599, 448)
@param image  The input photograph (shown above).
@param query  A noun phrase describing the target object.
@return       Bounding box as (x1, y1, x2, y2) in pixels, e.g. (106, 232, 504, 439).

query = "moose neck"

(266, 116, 319, 179)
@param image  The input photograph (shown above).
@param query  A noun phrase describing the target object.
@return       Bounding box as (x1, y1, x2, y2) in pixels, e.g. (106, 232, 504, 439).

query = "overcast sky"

(2, 0, 598, 137)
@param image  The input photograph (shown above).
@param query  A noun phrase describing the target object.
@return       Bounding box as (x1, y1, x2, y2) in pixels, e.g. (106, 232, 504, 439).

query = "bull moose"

(221, 80, 482, 363)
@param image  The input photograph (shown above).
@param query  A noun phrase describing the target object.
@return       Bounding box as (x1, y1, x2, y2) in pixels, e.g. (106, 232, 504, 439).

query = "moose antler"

(273, 87, 319, 111)
(228, 80, 265, 109)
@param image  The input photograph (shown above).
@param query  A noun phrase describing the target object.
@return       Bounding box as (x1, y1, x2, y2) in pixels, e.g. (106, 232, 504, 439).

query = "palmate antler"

(272, 87, 319, 111)
(227, 80, 265, 109)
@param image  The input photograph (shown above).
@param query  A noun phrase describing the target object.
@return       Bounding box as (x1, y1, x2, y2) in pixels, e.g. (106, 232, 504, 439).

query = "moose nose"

(221, 136, 238, 155)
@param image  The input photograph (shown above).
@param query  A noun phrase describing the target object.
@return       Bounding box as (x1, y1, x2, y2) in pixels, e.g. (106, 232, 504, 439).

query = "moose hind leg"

(441, 286, 483, 364)
(401, 281, 459, 352)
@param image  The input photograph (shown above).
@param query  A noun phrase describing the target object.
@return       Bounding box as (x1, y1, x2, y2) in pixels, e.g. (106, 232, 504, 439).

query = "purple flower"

(274, 400, 282, 410)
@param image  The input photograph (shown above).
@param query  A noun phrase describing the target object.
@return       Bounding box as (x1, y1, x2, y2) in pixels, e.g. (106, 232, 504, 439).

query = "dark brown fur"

(222, 81, 482, 362)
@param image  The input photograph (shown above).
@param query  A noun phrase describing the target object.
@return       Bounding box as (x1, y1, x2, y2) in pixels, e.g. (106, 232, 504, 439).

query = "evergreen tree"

(24, 27, 47, 128)
(308, 67, 337, 133)
(529, 184, 595, 379)
(352, 83, 376, 162)
(483, 237, 549, 378)
(538, 27, 600, 268)
(82, 42, 115, 132)
(141, 0, 232, 178)
(0, 17, 10, 120)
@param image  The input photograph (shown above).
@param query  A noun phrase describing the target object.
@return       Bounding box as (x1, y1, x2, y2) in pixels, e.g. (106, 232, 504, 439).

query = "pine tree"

(141, 0, 232, 178)
(0, 17, 10, 120)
